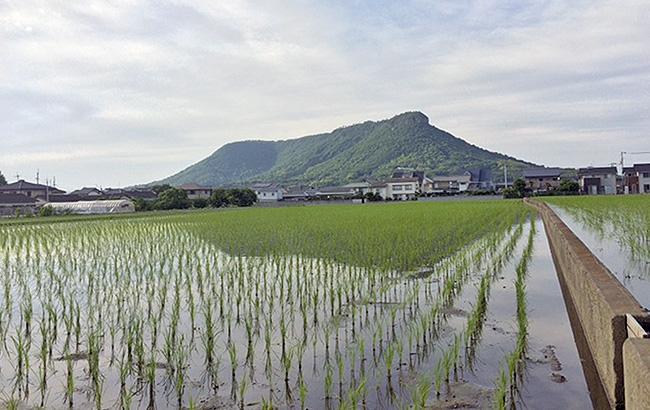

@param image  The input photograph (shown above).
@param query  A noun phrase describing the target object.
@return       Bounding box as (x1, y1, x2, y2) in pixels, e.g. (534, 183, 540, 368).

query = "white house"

(385, 178, 418, 200)
(578, 167, 617, 195)
(252, 183, 284, 202)
(432, 174, 471, 193)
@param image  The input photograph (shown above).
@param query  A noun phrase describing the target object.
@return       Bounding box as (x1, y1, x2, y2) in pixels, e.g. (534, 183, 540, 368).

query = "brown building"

(523, 168, 562, 192)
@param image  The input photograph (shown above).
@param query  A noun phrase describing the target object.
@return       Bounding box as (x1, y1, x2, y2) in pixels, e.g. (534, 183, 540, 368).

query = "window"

(643, 172, 650, 178)
(405, 184, 412, 190)
(645, 184, 650, 192)
(393, 185, 403, 191)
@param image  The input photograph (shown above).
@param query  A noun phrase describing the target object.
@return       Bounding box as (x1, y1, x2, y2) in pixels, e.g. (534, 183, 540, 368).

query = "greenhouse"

(47, 199, 135, 215)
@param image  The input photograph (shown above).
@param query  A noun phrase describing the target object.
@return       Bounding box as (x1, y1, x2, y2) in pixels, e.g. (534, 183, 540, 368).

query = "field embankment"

(526, 198, 650, 408)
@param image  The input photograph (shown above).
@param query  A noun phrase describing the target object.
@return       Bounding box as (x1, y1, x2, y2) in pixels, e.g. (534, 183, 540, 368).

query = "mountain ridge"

(153, 111, 539, 187)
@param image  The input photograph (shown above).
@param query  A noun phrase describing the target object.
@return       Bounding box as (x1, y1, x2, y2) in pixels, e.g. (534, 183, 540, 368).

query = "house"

(179, 183, 212, 200)
(622, 167, 639, 194)
(0, 179, 65, 199)
(385, 177, 419, 200)
(467, 169, 494, 191)
(313, 186, 357, 199)
(36, 194, 84, 203)
(368, 182, 388, 199)
(252, 183, 284, 202)
(102, 188, 158, 201)
(70, 187, 104, 197)
(47, 200, 135, 215)
(523, 168, 563, 192)
(578, 167, 617, 195)
(432, 175, 471, 193)
(0, 193, 40, 217)
(391, 167, 433, 194)
(634, 163, 650, 194)
(342, 182, 371, 196)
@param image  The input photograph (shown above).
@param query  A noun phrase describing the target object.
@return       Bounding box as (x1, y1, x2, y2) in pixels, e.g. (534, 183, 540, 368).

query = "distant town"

(1, 162, 649, 218)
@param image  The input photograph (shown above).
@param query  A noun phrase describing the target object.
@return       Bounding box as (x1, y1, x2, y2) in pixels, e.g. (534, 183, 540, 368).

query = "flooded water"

(0, 216, 594, 409)
(550, 205, 650, 309)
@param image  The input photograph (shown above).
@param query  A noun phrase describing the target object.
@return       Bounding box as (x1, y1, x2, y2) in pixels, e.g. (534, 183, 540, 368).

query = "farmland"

(0, 201, 589, 409)
(544, 195, 650, 307)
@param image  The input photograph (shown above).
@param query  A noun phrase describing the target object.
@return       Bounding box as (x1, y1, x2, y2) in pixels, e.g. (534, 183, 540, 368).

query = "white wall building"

(578, 167, 617, 195)
(252, 183, 284, 202)
(385, 178, 418, 200)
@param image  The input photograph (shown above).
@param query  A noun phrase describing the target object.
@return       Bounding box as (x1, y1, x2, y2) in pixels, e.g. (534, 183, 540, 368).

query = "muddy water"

(550, 205, 650, 309)
(428, 221, 592, 409)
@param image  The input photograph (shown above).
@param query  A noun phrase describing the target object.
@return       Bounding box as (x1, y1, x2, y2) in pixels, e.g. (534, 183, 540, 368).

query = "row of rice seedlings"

(493, 218, 536, 408)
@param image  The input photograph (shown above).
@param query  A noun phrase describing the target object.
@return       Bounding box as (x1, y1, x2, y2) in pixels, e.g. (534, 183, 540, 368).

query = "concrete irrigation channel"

(525, 199, 650, 409)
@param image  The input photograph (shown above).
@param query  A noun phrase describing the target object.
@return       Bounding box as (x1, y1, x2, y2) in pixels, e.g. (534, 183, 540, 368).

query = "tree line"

(134, 185, 257, 211)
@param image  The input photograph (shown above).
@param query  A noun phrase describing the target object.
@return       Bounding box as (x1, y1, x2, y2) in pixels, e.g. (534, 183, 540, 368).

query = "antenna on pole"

(36, 169, 40, 185)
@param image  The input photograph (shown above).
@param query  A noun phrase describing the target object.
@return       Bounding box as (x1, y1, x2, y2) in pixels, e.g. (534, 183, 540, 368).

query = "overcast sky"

(1, 0, 649, 190)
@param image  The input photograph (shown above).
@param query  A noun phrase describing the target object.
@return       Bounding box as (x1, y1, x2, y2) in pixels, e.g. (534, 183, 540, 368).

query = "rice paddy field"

(0, 201, 591, 409)
(544, 195, 650, 308)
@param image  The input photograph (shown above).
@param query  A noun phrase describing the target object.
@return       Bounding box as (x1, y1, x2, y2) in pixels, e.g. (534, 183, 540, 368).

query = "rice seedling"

(0, 200, 536, 408)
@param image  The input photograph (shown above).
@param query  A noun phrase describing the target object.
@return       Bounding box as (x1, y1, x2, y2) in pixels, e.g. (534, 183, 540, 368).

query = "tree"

(154, 188, 190, 210)
(227, 189, 257, 207)
(558, 179, 580, 193)
(193, 198, 208, 209)
(151, 184, 173, 195)
(133, 198, 152, 212)
(502, 178, 529, 199)
(0, 170, 6, 186)
(209, 189, 230, 208)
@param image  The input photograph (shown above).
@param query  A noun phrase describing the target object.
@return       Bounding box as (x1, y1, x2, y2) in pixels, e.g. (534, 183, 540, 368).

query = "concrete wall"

(623, 338, 650, 410)
(525, 199, 649, 408)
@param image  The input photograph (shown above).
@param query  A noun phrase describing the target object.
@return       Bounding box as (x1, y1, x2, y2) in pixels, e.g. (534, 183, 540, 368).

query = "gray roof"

(523, 168, 562, 178)
(634, 163, 650, 172)
(578, 166, 617, 176)
(0, 180, 65, 194)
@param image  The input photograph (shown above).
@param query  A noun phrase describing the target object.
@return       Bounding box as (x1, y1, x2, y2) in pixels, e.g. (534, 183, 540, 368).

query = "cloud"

(1, 0, 649, 188)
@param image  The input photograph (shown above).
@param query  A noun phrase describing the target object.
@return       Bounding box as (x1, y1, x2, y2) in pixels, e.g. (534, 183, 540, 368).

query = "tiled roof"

(578, 167, 617, 176)
(523, 168, 563, 178)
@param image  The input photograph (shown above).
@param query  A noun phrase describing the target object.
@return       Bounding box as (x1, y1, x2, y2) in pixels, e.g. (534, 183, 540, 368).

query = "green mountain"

(155, 111, 537, 187)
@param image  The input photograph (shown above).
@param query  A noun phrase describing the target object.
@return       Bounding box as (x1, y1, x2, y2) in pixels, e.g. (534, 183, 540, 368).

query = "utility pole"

(620, 151, 650, 171)
(36, 169, 40, 185)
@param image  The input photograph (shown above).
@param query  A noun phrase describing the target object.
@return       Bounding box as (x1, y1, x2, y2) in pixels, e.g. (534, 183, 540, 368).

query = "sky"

(1, 0, 649, 190)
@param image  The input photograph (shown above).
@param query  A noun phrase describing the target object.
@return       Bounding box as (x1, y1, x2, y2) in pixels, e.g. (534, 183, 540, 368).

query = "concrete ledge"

(525, 199, 649, 408)
(623, 338, 650, 410)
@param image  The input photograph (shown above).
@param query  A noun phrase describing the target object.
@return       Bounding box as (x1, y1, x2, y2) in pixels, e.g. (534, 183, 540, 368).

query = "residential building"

(179, 183, 212, 200)
(342, 181, 371, 196)
(385, 177, 418, 200)
(523, 168, 562, 192)
(391, 167, 433, 194)
(578, 167, 617, 195)
(368, 182, 388, 199)
(313, 186, 357, 199)
(0, 179, 65, 199)
(70, 187, 104, 197)
(432, 174, 471, 193)
(634, 163, 650, 193)
(252, 183, 284, 202)
(467, 169, 494, 191)
(622, 167, 639, 194)
(0, 193, 40, 217)
(103, 188, 158, 201)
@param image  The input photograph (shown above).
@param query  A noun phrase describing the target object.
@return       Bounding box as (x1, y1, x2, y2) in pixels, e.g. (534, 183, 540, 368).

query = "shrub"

(193, 198, 208, 209)
(38, 205, 55, 217)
